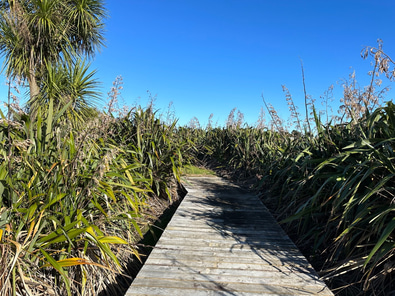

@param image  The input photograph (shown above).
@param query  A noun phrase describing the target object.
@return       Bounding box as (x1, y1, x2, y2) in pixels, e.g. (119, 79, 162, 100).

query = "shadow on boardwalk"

(126, 176, 333, 295)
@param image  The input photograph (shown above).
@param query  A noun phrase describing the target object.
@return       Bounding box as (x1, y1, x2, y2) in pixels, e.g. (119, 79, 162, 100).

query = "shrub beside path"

(126, 176, 333, 295)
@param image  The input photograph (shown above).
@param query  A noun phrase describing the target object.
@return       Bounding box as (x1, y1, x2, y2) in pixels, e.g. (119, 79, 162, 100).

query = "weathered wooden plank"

(149, 244, 300, 255)
(126, 176, 333, 296)
(165, 224, 280, 231)
(134, 269, 324, 287)
(141, 260, 309, 272)
(127, 287, 311, 296)
(129, 278, 332, 295)
(129, 264, 314, 278)
(145, 250, 309, 266)
(160, 230, 290, 240)
(153, 238, 297, 248)
(131, 265, 321, 286)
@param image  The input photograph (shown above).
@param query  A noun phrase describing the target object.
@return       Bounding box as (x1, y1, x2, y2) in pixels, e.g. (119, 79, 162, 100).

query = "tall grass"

(189, 44, 395, 295)
(0, 93, 189, 295)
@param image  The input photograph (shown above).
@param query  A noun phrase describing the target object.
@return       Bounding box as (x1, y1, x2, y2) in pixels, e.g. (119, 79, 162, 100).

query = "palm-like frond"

(0, 0, 106, 102)
(28, 59, 101, 128)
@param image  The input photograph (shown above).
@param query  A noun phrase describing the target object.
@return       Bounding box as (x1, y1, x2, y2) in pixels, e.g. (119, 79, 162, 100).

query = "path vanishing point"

(126, 176, 334, 296)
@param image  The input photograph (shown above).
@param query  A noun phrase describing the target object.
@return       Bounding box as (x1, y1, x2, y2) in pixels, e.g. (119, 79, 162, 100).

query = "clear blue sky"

(1, 0, 395, 126)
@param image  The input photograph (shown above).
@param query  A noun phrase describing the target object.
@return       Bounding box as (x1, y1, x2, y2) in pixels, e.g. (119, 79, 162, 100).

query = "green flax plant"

(176, 126, 205, 163)
(262, 98, 393, 295)
(198, 120, 291, 182)
(272, 49, 395, 294)
(195, 57, 395, 294)
(199, 110, 395, 294)
(277, 103, 395, 295)
(108, 106, 188, 201)
(0, 101, 188, 295)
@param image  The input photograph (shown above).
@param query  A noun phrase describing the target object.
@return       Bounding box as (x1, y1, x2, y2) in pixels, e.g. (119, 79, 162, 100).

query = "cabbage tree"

(0, 0, 106, 111)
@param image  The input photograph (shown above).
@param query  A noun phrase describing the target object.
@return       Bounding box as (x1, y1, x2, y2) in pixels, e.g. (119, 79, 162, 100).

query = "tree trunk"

(27, 49, 39, 103)
(27, 74, 39, 101)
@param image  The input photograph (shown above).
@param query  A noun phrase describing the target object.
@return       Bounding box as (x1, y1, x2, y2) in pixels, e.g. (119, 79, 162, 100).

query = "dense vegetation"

(0, 94, 191, 295)
(183, 43, 395, 295)
(0, 1, 191, 295)
(0, 1, 394, 295)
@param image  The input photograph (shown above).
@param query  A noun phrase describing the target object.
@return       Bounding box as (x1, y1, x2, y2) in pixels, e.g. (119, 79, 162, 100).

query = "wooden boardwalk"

(126, 176, 333, 296)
